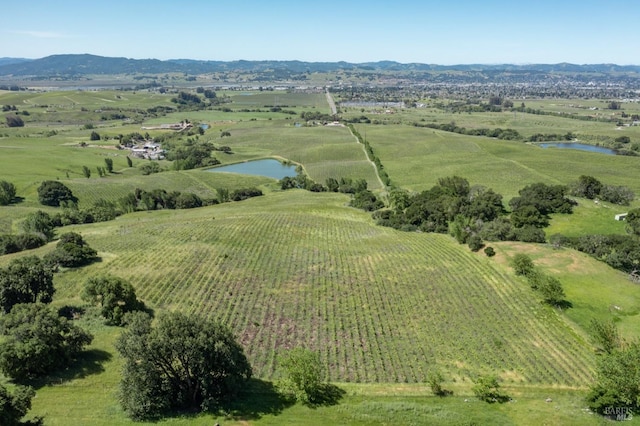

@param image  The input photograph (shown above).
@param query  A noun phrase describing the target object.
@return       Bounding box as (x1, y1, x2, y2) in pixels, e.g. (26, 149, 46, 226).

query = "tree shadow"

(24, 349, 112, 389)
(434, 388, 454, 397)
(218, 378, 294, 421)
(305, 383, 346, 408)
(554, 300, 573, 310)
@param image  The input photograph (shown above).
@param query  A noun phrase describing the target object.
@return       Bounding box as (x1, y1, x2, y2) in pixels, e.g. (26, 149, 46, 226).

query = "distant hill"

(0, 57, 32, 67)
(0, 54, 639, 77)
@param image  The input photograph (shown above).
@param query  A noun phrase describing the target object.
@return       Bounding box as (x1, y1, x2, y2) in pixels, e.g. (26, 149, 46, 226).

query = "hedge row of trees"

(279, 172, 385, 212)
(348, 124, 391, 186)
(568, 175, 634, 206)
(509, 254, 567, 306)
(412, 121, 521, 140)
(2, 180, 264, 258)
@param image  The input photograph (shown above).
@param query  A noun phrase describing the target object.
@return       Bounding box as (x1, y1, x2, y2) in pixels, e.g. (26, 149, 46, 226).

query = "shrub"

(468, 235, 484, 252)
(472, 375, 509, 403)
(82, 275, 146, 326)
(510, 253, 534, 276)
(0, 180, 17, 205)
(278, 348, 326, 405)
(5, 114, 24, 127)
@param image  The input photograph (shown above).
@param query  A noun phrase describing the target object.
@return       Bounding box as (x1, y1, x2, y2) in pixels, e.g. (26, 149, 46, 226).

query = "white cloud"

(8, 30, 68, 39)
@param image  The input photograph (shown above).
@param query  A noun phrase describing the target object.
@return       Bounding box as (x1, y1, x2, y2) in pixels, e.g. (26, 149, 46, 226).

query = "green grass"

(359, 123, 640, 200)
(21, 191, 594, 387)
(4, 89, 640, 424)
(492, 242, 640, 344)
(546, 199, 629, 237)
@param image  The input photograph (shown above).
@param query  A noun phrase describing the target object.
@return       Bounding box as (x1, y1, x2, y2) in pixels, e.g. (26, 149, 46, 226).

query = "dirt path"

(325, 88, 337, 115)
(347, 125, 386, 191)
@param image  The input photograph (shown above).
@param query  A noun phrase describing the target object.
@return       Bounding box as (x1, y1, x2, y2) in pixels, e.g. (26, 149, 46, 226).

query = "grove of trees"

(0, 303, 93, 380)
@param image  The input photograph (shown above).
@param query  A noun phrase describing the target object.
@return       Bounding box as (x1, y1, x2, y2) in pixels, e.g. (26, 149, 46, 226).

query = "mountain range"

(1, 54, 639, 77)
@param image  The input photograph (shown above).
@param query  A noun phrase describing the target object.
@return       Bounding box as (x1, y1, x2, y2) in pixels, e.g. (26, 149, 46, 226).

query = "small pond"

(206, 159, 297, 179)
(200, 124, 209, 130)
(538, 142, 617, 155)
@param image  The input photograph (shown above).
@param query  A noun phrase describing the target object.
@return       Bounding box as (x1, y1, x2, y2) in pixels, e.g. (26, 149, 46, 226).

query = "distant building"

(615, 213, 628, 221)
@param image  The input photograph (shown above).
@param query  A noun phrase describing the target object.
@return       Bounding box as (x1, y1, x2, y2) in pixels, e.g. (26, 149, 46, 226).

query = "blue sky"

(3, 0, 638, 64)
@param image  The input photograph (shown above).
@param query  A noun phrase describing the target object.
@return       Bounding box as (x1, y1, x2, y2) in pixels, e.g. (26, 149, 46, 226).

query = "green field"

(2, 88, 640, 425)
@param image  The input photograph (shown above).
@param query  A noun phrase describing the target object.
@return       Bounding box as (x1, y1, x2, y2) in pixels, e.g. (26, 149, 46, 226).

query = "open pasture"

(491, 242, 640, 344)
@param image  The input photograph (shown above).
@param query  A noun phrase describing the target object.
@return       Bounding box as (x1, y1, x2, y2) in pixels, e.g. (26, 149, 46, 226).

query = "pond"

(205, 159, 298, 179)
(538, 142, 617, 155)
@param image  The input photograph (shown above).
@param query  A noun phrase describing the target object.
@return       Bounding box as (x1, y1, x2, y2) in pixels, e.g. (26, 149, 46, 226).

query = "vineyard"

(359, 123, 640, 198)
(4, 87, 640, 424)
(50, 190, 595, 386)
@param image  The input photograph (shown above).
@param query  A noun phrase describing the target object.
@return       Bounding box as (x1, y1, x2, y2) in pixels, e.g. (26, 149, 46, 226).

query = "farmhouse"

(129, 141, 165, 160)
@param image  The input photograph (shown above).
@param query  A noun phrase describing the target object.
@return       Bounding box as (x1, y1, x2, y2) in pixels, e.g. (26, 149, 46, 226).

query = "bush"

(82, 275, 146, 326)
(510, 253, 534, 276)
(5, 114, 24, 127)
(174, 192, 202, 209)
(139, 162, 161, 175)
(278, 348, 326, 405)
(472, 375, 509, 403)
(484, 246, 496, 257)
(514, 225, 546, 243)
(231, 187, 263, 201)
(0, 180, 17, 205)
(468, 235, 484, 252)
(426, 368, 451, 396)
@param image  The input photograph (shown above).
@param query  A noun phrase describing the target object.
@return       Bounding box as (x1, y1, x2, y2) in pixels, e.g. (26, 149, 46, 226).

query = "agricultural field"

(1, 87, 640, 424)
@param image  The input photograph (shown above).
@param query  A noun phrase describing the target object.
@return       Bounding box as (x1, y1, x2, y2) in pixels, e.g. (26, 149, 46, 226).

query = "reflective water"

(538, 142, 616, 155)
(206, 159, 297, 179)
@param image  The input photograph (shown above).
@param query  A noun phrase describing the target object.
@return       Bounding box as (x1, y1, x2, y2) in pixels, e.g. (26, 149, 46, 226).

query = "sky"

(2, 0, 638, 65)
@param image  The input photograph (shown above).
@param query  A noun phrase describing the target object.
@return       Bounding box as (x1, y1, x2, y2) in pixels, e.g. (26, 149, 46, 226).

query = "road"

(325, 88, 337, 115)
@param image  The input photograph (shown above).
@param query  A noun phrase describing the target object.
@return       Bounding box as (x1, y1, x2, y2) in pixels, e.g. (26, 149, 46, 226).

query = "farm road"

(326, 88, 337, 115)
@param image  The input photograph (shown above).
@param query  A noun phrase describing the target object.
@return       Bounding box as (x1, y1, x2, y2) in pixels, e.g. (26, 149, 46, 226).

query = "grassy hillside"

(22, 191, 593, 386)
(10, 190, 639, 425)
